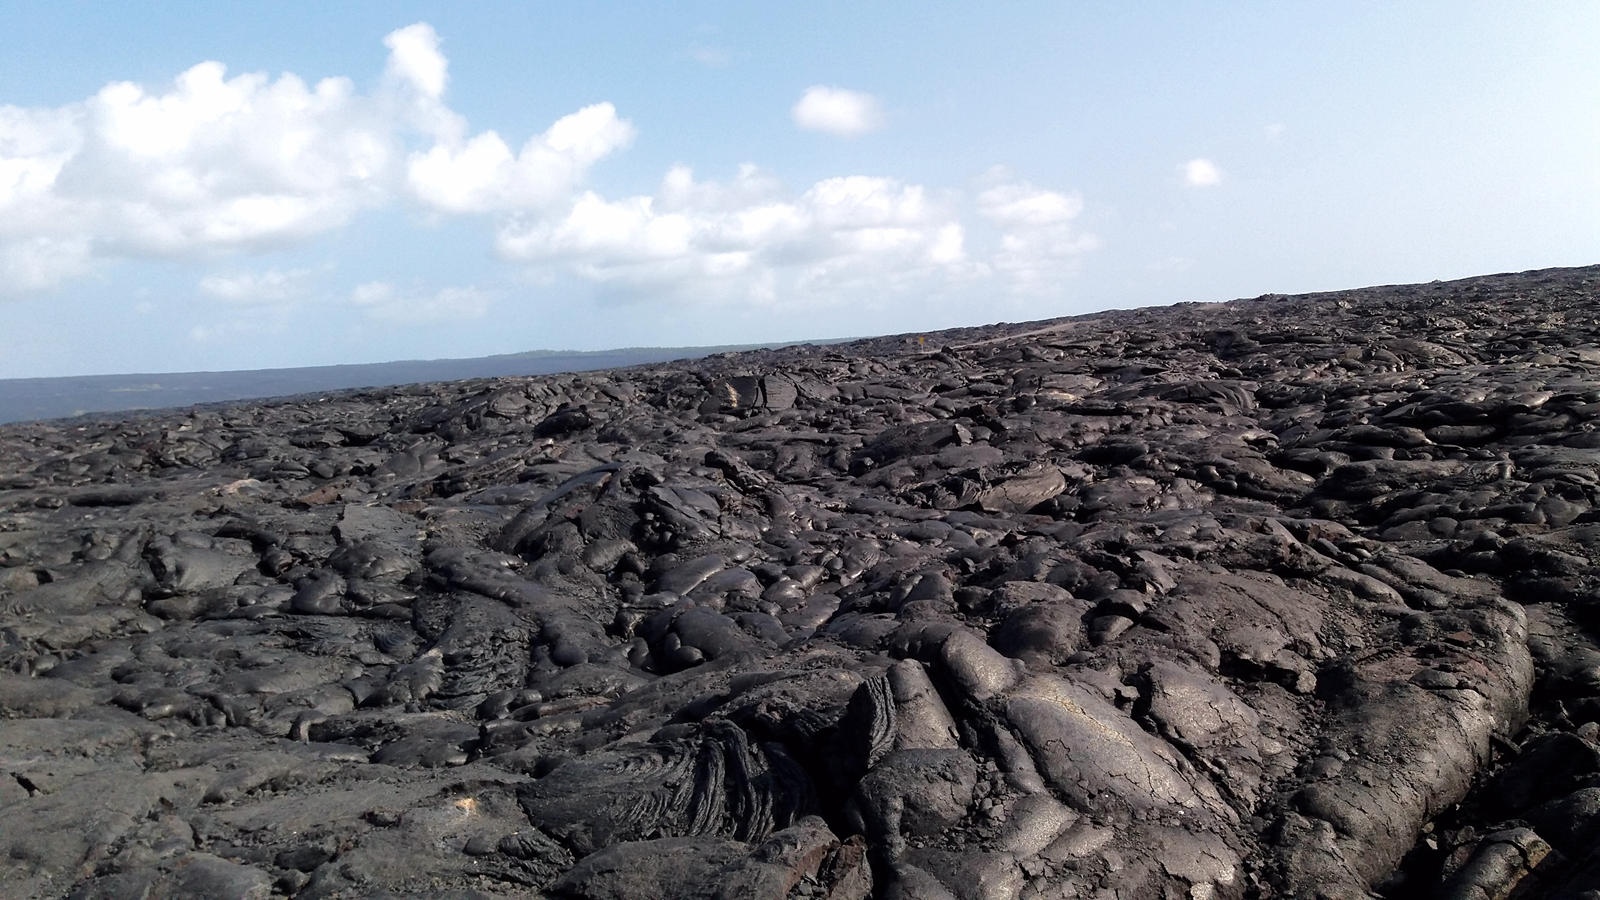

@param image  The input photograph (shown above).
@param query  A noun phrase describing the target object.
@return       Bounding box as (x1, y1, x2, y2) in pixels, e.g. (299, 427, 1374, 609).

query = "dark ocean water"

(0, 343, 818, 424)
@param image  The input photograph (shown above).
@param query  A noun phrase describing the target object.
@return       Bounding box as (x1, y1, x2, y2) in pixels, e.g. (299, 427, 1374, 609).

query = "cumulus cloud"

(976, 179, 1097, 292)
(1183, 158, 1222, 187)
(492, 164, 1096, 305)
(0, 55, 393, 285)
(977, 182, 1083, 227)
(792, 86, 884, 137)
(497, 165, 976, 305)
(384, 24, 449, 100)
(381, 23, 466, 142)
(406, 103, 635, 214)
(0, 22, 633, 297)
(65, 63, 391, 252)
(0, 24, 1097, 313)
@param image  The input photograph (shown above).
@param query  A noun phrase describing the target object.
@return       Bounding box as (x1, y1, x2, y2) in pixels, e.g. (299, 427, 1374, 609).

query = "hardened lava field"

(4, 266, 1600, 899)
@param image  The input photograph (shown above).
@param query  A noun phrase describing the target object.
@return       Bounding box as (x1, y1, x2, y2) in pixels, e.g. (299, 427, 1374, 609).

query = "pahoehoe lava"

(4, 265, 1600, 899)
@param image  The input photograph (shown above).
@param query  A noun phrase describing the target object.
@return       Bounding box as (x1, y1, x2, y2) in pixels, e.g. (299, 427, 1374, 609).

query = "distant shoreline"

(0, 341, 848, 425)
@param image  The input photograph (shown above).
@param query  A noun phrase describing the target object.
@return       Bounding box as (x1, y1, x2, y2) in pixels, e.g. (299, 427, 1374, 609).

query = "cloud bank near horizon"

(0, 23, 1095, 314)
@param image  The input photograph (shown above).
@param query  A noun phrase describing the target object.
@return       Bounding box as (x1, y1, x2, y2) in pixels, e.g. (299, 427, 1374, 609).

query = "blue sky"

(1, 2, 1595, 378)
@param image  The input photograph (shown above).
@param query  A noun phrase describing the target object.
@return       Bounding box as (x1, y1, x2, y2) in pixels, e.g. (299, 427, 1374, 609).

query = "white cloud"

(0, 24, 1099, 314)
(350, 280, 491, 323)
(976, 179, 1097, 292)
(198, 267, 311, 305)
(496, 166, 977, 305)
(0, 22, 632, 297)
(0, 56, 396, 276)
(383, 23, 449, 101)
(493, 165, 1099, 305)
(977, 182, 1083, 227)
(792, 86, 884, 137)
(0, 236, 92, 294)
(381, 23, 465, 142)
(1183, 158, 1223, 187)
(1264, 123, 1285, 140)
(406, 103, 634, 214)
(188, 276, 302, 343)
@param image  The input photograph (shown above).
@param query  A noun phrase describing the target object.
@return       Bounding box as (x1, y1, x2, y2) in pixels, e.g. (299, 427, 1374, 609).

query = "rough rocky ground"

(3, 265, 1600, 900)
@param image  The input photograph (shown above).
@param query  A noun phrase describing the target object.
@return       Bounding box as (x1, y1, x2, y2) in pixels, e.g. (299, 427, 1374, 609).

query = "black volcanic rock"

(3, 265, 1600, 899)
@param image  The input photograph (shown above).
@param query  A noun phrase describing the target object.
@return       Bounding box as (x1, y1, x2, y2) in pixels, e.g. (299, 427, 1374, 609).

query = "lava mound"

(4, 265, 1600, 899)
